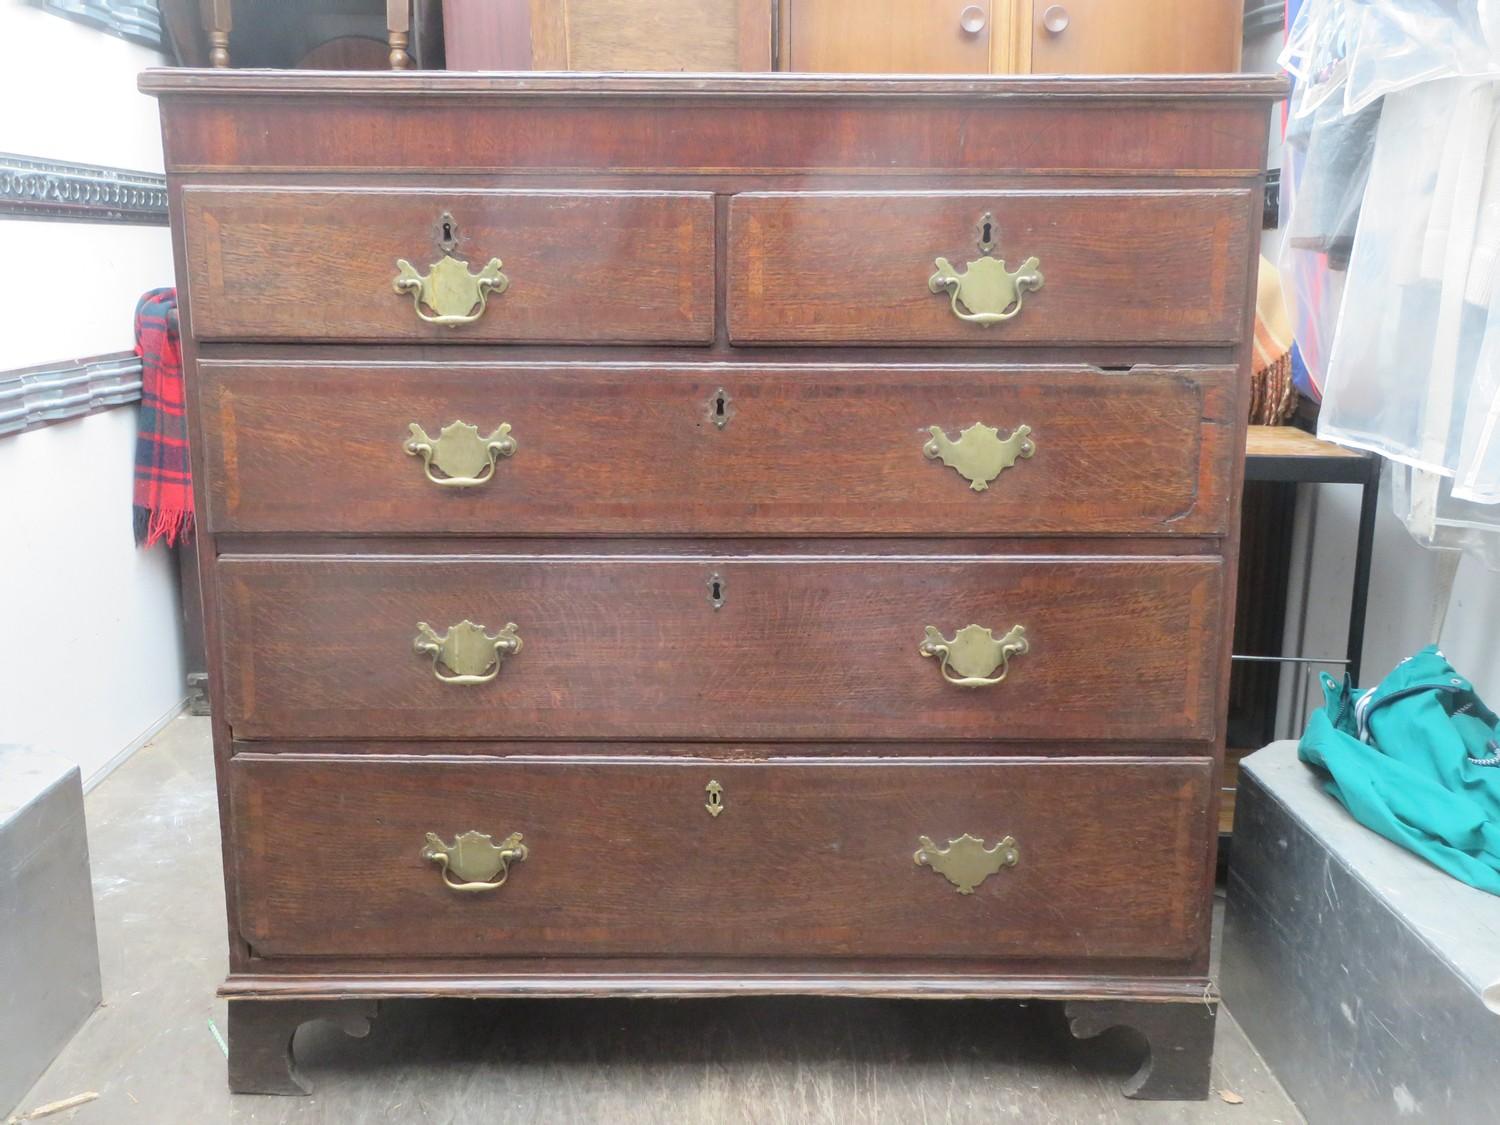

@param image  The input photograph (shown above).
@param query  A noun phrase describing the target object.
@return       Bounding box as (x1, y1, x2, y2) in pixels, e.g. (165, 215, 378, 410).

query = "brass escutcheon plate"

(914, 833, 1020, 894)
(923, 422, 1034, 491)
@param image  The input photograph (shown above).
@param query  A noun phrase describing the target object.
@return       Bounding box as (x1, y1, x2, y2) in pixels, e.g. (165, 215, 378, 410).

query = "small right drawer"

(727, 189, 1254, 347)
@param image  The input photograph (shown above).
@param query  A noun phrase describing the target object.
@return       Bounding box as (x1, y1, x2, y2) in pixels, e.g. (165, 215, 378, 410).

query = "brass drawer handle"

(422, 830, 528, 893)
(923, 422, 1034, 491)
(405, 421, 516, 487)
(414, 620, 522, 685)
(393, 252, 508, 326)
(928, 253, 1043, 324)
(915, 833, 1019, 894)
(920, 624, 1028, 688)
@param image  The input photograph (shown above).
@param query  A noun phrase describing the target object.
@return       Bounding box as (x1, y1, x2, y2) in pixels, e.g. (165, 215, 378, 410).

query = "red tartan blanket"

(132, 288, 193, 547)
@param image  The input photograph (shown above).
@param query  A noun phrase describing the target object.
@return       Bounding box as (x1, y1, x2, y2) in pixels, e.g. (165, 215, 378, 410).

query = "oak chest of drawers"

(143, 69, 1282, 1100)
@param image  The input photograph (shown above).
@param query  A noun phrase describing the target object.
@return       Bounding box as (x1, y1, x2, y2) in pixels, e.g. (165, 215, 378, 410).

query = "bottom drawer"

(230, 756, 1212, 962)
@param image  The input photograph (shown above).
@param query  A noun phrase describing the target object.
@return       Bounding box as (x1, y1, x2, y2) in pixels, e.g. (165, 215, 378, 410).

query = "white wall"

(0, 4, 184, 780)
(1280, 482, 1500, 736)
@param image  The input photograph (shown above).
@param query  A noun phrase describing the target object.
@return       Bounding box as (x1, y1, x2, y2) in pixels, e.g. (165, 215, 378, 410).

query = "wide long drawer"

(198, 362, 1234, 537)
(218, 555, 1222, 742)
(728, 190, 1254, 346)
(180, 187, 716, 343)
(230, 755, 1213, 962)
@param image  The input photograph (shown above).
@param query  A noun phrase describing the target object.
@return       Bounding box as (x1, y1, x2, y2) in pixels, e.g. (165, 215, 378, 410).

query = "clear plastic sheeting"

(1280, 1, 1500, 566)
(1277, 88, 1372, 392)
(1392, 461, 1500, 569)
(1342, 0, 1500, 112)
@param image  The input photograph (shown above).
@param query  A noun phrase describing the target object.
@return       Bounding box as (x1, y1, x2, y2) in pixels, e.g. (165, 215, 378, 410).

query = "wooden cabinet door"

(1027, 0, 1243, 74)
(781, 0, 995, 73)
(443, 0, 774, 71)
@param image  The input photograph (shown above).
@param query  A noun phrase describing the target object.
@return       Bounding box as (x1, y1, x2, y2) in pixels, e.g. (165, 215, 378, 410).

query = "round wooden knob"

(1042, 4, 1070, 34)
(959, 5, 987, 34)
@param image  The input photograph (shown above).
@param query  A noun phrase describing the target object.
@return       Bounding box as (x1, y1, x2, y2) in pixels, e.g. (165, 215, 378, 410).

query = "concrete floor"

(11, 718, 1303, 1124)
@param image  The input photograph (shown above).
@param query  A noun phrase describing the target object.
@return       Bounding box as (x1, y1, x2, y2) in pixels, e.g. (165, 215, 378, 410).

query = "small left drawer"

(179, 187, 716, 343)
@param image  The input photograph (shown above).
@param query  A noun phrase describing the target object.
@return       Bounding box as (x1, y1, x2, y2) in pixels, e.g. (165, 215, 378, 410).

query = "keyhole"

(977, 212, 996, 253)
(438, 212, 458, 252)
(707, 572, 726, 609)
(707, 387, 733, 430)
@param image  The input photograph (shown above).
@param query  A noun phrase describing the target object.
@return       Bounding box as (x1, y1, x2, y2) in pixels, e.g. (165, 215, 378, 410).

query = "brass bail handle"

(929, 212, 1043, 325)
(405, 421, 517, 488)
(414, 620, 522, 685)
(920, 624, 1028, 688)
(392, 215, 509, 326)
(393, 255, 508, 325)
(422, 830, 528, 893)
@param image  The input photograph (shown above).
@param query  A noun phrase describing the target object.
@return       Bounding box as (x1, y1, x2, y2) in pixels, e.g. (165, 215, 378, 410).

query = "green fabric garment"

(1299, 645, 1500, 895)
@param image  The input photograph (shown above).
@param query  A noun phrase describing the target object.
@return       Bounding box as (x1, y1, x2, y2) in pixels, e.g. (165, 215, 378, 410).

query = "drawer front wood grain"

(148, 76, 1283, 179)
(727, 190, 1254, 346)
(231, 755, 1213, 961)
(181, 188, 715, 343)
(218, 555, 1222, 742)
(200, 362, 1234, 537)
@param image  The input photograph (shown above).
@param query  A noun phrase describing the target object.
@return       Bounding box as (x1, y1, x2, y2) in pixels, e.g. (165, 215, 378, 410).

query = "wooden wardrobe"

(442, 0, 1245, 74)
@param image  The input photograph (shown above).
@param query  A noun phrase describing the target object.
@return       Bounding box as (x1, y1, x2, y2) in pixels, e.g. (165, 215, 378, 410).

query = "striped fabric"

(132, 287, 192, 548)
(1250, 254, 1297, 425)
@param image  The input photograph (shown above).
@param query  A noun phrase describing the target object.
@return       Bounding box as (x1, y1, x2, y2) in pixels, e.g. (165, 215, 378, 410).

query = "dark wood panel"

(221, 971, 1215, 999)
(144, 73, 1281, 176)
(728, 191, 1253, 345)
(217, 555, 1223, 742)
(199, 362, 1234, 537)
(181, 188, 715, 343)
(143, 72, 1287, 97)
(232, 739, 1212, 759)
(212, 534, 1224, 557)
(230, 755, 1212, 961)
(440, 0, 535, 69)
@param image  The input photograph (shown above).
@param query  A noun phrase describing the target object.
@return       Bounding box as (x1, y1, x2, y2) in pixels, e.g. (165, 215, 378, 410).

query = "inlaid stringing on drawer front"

(199, 363, 1236, 538)
(218, 555, 1223, 743)
(180, 187, 717, 343)
(230, 755, 1213, 962)
(727, 190, 1255, 346)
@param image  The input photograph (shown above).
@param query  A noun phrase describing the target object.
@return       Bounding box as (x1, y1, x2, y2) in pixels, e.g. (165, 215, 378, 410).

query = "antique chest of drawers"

(142, 69, 1282, 1100)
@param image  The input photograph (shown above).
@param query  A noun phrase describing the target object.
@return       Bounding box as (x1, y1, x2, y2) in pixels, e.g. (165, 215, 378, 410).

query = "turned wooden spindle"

(206, 0, 232, 67)
(387, 0, 411, 69)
